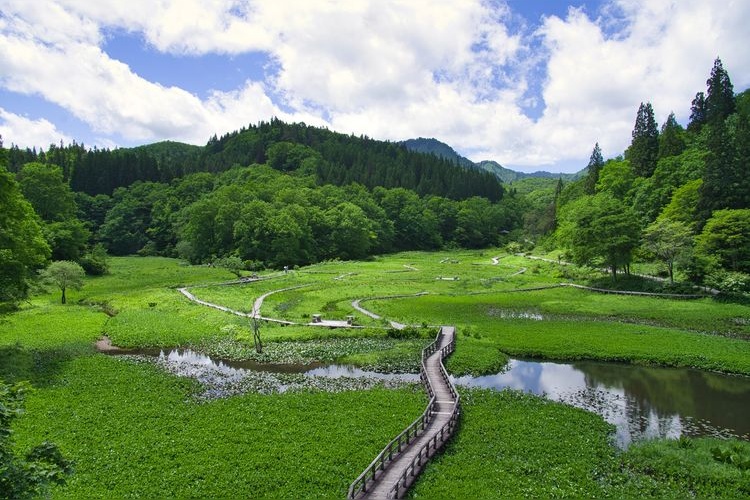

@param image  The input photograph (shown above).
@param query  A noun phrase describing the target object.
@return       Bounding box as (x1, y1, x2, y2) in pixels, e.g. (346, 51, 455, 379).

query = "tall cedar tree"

(658, 112, 686, 159)
(697, 119, 743, 228)
(688, 92, 706, 132)
(628, 102, 659, 177)
(705, 57, 735, 125)
(584, 143, 604, 194)
(697, 59, 745, 226)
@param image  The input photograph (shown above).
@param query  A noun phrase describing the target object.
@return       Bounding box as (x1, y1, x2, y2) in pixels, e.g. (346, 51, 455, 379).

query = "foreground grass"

(410, 390, 750, 498)
(14, 355, 424, 498)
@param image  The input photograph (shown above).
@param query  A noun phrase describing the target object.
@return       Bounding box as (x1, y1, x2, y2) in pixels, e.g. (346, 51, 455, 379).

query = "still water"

(108, 346, 750, 446)
(453, 359, 750, 447)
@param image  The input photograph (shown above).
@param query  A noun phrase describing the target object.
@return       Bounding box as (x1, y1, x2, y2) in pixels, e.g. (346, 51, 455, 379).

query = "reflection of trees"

(704, 372, 750, 394)
(573, 361, 750, 438)
(576, 361, 695, 416)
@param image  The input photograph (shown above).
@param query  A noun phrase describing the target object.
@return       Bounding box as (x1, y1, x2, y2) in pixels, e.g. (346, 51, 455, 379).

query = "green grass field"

(3, 252, 749, 497)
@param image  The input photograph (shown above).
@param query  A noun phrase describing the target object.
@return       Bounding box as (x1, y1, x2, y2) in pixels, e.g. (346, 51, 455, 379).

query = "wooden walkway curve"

(351, 293, 428, 331)
(348, 326, 459, 499)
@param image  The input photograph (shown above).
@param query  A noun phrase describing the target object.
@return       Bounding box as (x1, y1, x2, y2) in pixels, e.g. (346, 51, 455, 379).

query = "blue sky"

(1, 0, 748, 173)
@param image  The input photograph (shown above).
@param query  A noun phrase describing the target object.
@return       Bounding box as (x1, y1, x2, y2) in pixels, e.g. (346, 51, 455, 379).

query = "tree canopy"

(556, 194, 641, 280)
(0, 166, 50, 302)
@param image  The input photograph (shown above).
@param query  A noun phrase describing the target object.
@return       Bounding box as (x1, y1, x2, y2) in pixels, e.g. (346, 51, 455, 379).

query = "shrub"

(78, 244, 109, 276)
(386, 326, 423, 339)
(706, 270, 750, 295)
(0, 380, 73, 497)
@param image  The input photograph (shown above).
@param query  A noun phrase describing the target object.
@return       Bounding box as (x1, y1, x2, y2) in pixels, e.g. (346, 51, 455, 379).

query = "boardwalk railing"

(347, 329, 458, 499)
(386, 336, 459, 499)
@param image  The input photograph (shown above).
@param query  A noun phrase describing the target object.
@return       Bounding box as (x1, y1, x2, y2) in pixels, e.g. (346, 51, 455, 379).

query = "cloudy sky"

(1, 0, 748, 173)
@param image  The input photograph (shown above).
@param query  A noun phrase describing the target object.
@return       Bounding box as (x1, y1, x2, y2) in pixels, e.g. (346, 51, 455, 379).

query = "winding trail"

(178, 286, 301, 325)
(174, 258, 717, 498)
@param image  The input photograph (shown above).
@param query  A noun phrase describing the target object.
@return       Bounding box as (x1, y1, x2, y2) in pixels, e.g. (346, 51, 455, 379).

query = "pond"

(453, 359, 750, 447)
(102, 344, 750, 446)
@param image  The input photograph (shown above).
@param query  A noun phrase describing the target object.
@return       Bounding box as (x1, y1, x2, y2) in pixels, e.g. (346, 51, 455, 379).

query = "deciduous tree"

(696, 209, 750, 272)
(16, 162, 76, 222)
(641, 218, 693, 283)
(0, 166, 50, 302)
(42, 260, 85, 304)
(556, 194, 641, 280)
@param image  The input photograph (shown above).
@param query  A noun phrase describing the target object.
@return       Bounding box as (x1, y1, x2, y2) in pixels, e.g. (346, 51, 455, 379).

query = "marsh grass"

(372, 290, 750, 375)
(5, 252, 750, 498)
(13, 355, 425, 498)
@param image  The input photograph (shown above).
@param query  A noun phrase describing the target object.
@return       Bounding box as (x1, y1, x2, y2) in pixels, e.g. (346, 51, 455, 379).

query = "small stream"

(104, 346, 750, 447)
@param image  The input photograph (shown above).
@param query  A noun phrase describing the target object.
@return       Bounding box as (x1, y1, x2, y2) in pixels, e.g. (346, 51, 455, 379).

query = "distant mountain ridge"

(401, 137, 582, 183)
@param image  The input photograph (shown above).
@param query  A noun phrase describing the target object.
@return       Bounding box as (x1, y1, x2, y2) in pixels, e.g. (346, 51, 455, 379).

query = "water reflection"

(453, 359, 750, 447)
(117, 348, 420, 399)
(109, 346, 750, 447)
(305, 365, 421, 382)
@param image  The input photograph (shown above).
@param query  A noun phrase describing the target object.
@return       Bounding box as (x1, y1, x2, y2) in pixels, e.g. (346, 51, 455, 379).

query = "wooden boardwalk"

(348, 326, 459, 499)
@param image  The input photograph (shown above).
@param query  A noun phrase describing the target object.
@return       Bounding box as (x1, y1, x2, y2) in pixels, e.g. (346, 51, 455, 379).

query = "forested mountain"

(5, 121, 503, 202)
(400, 138, 475, 169)
(0, 121, 518, 301)
(402, 137, 582, 183)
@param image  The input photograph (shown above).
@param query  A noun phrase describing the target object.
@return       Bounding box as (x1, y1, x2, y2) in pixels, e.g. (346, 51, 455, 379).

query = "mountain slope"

(402, 137, 583, 182)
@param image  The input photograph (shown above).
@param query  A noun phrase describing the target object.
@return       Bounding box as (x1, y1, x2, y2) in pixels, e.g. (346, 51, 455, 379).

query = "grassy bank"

(373, 291, 750, 375)
(409, 389, 750, 498)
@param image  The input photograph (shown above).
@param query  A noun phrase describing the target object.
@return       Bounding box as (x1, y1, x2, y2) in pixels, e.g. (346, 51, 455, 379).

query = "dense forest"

(525, 58, 750, 291)
(1, 58, 749, 303)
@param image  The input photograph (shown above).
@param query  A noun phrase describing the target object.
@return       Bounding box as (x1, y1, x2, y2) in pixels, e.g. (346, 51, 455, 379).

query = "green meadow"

(4, 253, 750, 497)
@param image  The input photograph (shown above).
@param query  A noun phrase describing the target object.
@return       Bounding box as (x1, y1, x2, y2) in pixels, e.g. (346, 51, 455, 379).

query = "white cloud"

(0, 0, 749, 171)
(0, 108, 73, 149)
(529, 0, 750, 167)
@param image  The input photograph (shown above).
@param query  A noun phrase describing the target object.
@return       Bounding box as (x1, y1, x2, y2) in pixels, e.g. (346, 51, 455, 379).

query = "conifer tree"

(705, 57, 735, 125)
(584, 143, 604, 194)
(697, 59, 746, 226)
(628, 102, 659, 177)
(658, 112, 686, 159)
(688, 92, 706, 132)
(697, 121, 736, 226)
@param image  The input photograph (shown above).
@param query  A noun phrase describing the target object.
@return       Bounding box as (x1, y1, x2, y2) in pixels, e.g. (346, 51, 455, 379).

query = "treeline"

(93, 165, 520, 267)
(5, 120, 503, 202)
(5, 141, 202, 196)
(523, 58, 750, 292)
